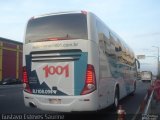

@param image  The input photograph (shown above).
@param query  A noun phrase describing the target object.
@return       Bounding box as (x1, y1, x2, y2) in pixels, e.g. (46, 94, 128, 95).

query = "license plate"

(49, 99, 61, 104)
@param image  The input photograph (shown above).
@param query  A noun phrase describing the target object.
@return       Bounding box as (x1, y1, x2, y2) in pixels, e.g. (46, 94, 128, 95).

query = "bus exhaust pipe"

(29, 102, 37, 108)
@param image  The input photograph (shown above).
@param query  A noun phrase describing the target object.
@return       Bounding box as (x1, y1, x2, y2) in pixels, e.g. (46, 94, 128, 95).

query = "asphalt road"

(0, 80, 151, 120)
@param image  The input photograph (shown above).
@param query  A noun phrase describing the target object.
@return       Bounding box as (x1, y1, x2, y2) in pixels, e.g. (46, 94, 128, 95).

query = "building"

(0, 37, 22, 81)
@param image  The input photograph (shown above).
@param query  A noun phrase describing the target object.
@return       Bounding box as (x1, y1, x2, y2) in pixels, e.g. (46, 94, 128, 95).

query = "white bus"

(23, 11, 139, 112)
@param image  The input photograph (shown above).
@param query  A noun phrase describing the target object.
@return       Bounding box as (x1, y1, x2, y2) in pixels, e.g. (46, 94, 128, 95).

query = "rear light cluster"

(81, 10, 87, 15)
(23, 67, 32, 93)
(81, 64, 96, 95)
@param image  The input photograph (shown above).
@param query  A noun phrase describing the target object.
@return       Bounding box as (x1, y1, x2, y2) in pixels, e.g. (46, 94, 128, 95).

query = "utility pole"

(152, 46, 159, 76)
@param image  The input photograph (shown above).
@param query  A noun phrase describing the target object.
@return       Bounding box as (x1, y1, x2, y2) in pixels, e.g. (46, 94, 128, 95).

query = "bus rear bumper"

(23, 91, 98, 112)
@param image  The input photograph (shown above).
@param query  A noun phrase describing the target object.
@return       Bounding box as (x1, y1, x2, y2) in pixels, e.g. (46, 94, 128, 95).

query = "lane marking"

(131, 93, 148, 120)
(131, 105, 141, 120)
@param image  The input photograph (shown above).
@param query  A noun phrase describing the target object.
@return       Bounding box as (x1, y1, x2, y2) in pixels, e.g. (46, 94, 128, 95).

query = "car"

(0, 78, 22, 85)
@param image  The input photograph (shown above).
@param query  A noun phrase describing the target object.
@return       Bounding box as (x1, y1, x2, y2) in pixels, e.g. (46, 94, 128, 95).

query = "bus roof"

(32, 10, 89, 19)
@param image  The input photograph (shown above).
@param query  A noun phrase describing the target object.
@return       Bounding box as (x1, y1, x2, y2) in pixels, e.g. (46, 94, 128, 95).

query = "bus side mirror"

(136, 59, 140, 69)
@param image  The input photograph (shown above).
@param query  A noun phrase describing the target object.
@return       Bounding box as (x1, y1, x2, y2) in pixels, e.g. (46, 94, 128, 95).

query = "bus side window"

(105, 36, 111, 55)
(98, 33, 106, 53)
(98, 33, 111, 55)
(109, 33, 117, 56)
(97, 19, 110, 55)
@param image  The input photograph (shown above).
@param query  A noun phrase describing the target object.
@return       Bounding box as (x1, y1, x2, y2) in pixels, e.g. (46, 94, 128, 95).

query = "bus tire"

(113, 87, 119, 109)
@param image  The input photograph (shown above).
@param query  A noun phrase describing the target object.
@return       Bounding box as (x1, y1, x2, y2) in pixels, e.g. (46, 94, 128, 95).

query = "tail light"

(23, 67, 32, 93)
(81, 64, 96, 95)
(81, 10, 87, 15)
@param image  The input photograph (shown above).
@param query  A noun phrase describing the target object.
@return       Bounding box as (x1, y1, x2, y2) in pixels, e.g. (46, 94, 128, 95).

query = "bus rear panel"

(23, 11, 99, 112)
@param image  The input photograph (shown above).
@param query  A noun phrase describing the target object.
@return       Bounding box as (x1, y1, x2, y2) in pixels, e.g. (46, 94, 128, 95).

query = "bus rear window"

(25, 13, 88, 43)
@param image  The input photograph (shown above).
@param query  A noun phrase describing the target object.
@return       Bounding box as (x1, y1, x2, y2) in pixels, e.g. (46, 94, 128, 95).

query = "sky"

(0, 0, 160, 74)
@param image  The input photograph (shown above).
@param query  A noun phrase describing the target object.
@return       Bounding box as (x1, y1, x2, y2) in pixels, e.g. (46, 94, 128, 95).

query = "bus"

(23, 11, 139, 112)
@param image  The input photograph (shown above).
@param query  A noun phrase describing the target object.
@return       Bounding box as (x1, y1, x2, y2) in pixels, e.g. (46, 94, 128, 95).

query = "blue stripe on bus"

(74, 52, 88, 95)
(108, 57, 132, 94)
